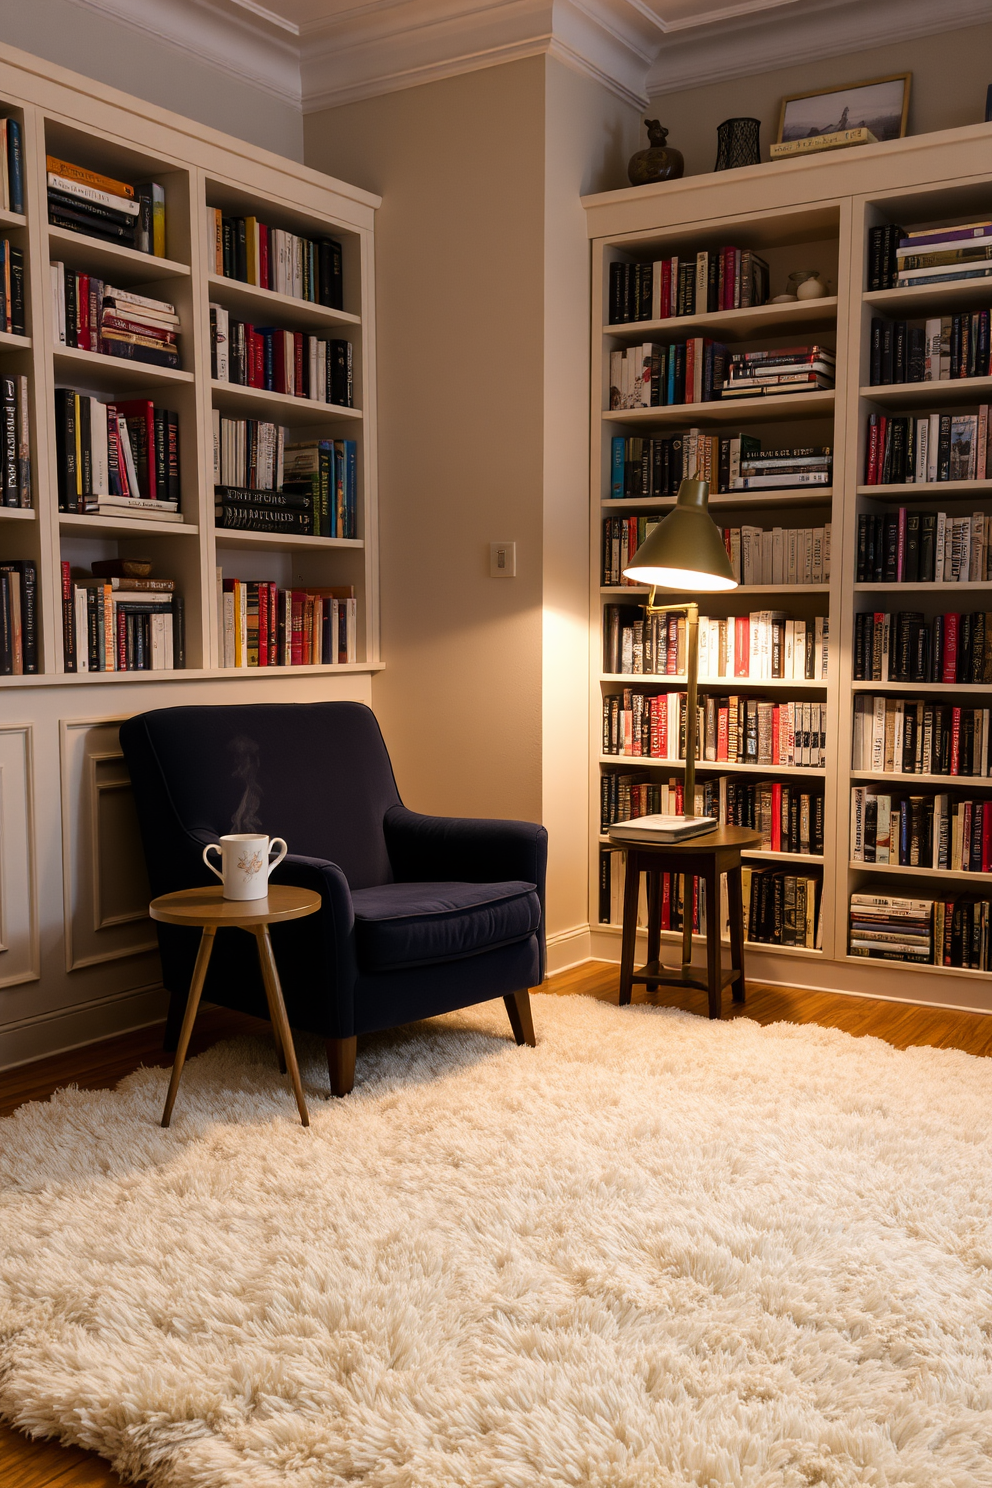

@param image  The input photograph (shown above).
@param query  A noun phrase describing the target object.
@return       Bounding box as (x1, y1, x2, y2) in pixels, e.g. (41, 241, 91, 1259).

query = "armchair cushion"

(351, 880, 540, 972)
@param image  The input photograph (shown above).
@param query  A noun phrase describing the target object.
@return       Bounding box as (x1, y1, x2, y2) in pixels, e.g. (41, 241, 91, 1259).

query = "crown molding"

(645, 0, 992, 96)
(70, 0, 302, 106)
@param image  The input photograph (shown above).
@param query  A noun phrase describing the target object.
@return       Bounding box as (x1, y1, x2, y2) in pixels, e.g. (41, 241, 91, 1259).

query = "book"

(607, 814, 717, 844)
(770, 128, 877, 158)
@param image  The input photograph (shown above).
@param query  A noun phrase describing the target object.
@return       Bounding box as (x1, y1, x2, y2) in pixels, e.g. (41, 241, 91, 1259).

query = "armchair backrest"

(120, 701, 401, 895)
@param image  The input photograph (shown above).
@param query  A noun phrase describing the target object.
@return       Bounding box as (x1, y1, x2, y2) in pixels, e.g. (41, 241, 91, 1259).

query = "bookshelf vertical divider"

(584, 122, 992, 1011)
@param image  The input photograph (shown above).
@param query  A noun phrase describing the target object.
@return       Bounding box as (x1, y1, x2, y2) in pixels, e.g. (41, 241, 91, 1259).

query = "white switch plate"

(490, 541, 516, 577)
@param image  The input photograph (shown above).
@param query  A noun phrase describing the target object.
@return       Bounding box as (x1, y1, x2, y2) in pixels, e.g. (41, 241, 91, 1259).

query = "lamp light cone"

(622, 477, 738, 591)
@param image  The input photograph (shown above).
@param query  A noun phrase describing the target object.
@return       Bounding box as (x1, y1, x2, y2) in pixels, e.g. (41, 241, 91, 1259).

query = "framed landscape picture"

(777, 74, 911, 145)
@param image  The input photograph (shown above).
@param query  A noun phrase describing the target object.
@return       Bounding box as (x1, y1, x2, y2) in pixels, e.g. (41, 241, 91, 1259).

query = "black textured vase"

(714, 118, 761, 171)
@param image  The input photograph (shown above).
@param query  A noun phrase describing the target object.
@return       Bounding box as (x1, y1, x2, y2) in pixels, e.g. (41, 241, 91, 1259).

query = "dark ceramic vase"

(627, 120, 684, 187)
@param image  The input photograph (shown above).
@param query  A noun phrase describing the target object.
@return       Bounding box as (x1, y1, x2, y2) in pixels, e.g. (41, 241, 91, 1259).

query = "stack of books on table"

(219, 579, 356, 666)
(722, 347, 835, 399)
(61, 561, 183, 672)
(51, 271, 181, 369)
(46, 156, 165, 254)
(895, 220, 992, 289)
(729, 446, 833, 489)
(849, 894, 933, 963)
(54, 390, 181, 519)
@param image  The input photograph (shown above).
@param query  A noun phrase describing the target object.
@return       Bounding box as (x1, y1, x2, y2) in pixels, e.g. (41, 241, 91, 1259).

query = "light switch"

(490, 541, 516, 577)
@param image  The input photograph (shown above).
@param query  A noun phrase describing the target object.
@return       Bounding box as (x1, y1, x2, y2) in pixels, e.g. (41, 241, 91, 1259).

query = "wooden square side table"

(616, 826, 763, 1018)
(149, 884, 321, 1129)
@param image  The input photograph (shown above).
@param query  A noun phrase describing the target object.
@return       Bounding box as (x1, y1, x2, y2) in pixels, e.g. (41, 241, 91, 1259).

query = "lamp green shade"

(622, 478, 738, 592)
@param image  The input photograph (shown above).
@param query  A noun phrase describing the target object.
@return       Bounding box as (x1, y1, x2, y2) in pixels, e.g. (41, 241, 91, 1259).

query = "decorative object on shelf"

(788, 269, 828, 300)
(714, 118, 761, 172)
(770, 127, 877, 160)
(627, 120, 684, 186)
(776, 74, 910, 151)
(771, 291, 798, 303)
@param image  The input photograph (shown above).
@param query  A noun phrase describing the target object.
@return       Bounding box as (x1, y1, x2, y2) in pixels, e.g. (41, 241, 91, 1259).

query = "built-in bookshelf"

(584, 122, 992, 1008)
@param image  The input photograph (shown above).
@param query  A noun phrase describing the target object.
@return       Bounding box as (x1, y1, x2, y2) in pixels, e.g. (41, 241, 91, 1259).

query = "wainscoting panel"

(0, 724, 39, 988)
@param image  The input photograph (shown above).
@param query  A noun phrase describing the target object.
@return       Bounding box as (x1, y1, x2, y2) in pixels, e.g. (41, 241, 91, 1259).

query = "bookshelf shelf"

(743, 850, 825, 864)
(206, 273, 361, 333)
(841, 952, 991, 981)
(861, 377, 992, 408)
(605, 391, 834, 428)
(0, 331, 30, 351)
(0, 507, 34, 521)
(593, 919, 824, 957)
(58, 512, 199, 537)
(857, 480, 992, 499)
(602, 488, 834, 511)
(599, 674, 826, 689)
(864, 278, 992, 316)
(53, 345, 194, 391)
(851, 681, 992, 693)
(47, 225, 191, 282)
(0, 661, 384, 688)
(211, 379, 362, 426)
(854, 580, 992, 592)
(851, 860, 992, 883)
(213, 529, 364, 553)
(0, 208, 25, 231)
(599, 755, 825, 777)
(602, 297, 838, 343)
(850, 770, 992, 786)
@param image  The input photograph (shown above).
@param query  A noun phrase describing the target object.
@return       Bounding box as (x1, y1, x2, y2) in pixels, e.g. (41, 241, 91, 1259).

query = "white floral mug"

(203, 833, 287, 901)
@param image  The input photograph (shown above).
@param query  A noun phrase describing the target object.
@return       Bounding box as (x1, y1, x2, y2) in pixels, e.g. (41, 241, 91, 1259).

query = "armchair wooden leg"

(327, 1036, 357, 1097)
(504, 988, 536, 1048)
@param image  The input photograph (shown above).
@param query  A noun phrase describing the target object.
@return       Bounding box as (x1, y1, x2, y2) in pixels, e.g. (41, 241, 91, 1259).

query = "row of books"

(893, 219, 992, 289)
(219, 579, 357, 667)
(212, 416, 285, 493)
(853, 697, 992, 779)
(607, 249, 769, 325)
(851, 788, 992, 873)
(54, 392, 181, 519)
(0, 118, 23, 214)
(60, 564, 184, 672)
(51, 271, 180, 370)
(216, 439, 357, 537)
(721, 346, 835, 400)
(207, 209, 343, 308)
(46, 155, 164, 256)
(0, 560, 37, 674)
(602, 692, 826, 767)
(0, 240, 24, 336)
(857, 510, 992, 586)
(603, 606, 828, 681)
(0, 374, 29, 507)
(608, 435, 832, 499)
(603, 518, 831, 588)
(868, 314, 992, 386)
(609, 340, 726, 408)
(854, 610, 992, 685)
(864, 411, 990, 485)
(744, 868, 821, 948)
(209, 305, 353, 406)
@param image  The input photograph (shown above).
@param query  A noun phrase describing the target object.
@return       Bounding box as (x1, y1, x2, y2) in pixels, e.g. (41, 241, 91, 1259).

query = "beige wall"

(648, 19, 992, 179)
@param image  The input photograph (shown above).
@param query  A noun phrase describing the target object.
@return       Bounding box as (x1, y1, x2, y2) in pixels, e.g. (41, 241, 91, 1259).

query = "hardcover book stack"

(0, 375, 30, 506)
(219, 578, 356, 666)
(0, 559, 37, 673)
(722, 346, 835, 399)
(853, 610, 992, 684)
(852, 695, 992, 777)
(602, 690, 826, 767)
(60, 561, 183, 672)
(51, 271, 181, 369)
(608, 340, 727, 407)
(730, 445, 833, 489)
(54, 391, 181, 520)
(603, 605, 828, 680)
(864, 410, 991, 484)
(209, 304, 353, 406)
(869, 313, 991, 385)
(852, 786, 992, 871)
(849, 893, 932, 963)
(207, 209, 343, 308)
(857, 509, 992, 583)
(46, 156, 165, 255)
(0, 116, 23, 213)
(608, 247, 769, 324)
(894, 219, 992, 289)
(742, 867, 821, 948)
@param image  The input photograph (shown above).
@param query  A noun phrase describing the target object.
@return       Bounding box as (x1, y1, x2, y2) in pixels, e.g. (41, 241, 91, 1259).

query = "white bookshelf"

(584, 119, 992, 1008)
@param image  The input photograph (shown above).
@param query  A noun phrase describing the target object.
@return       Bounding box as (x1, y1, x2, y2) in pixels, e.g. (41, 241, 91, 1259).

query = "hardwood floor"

(3, 962, 991, 1485)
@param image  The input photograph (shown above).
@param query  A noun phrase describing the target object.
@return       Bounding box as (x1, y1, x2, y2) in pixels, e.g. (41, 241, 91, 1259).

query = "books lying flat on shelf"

(602, 690, 826, 767)
(208, 209, 343, 309)
(47, 156, 165, 255)
(857, 509, 992, 583)
(54, 390, 181, 516)
(608, 248, 769, 325)
(60, 562, 183, 672)
(209, 304, 353, 405)
(731, 447, 833, 488)
(853, 610, 992, 683)
(604, 605, 829, 680)
(607, 813, 716, 843)
(50, 271, 181, 368)
(852, 695, 991, 777)
(869, 313, 991, 385)
(722, 346, 835, 398)
(895, 220, 992, 287)
(0, 560, 37, 673)
(864, 409, 992, 484)
(849, 894, 933, 964)
(218, 577, 357, 666)
(770, 128, 876, 159)
(851, 787, 992, 870)
(0, 118, 23, 214)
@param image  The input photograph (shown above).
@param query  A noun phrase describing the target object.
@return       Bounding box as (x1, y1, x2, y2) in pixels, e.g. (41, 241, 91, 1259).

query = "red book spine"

(294, 333, 304, 397)
(674, 779, 683, 813)
(950, 707, 962, 774)
(658, 697, 668, 759)
(717, 706, 729, 761)
(943, 614, 960, 683)
(290, 591, 303, 665)
(78, 273, 90, 351)
(649, 696, 660, 756)
(269, 581, 278, 664)
(735, 614, 749, 676)
(866, 417, 880, 484)
(661, 872, 671, 929)
(257, 582, 269, 666)
(661, 259, 671, 319)
(983, 800, 992, 873)
(771, 782, 782, 851)
(61, 560, 74, 672)
(117, 608, 127, 671)
(772, 706, 781, 766)
(896, 506, 907, 581)
(259, 224, 270, 291)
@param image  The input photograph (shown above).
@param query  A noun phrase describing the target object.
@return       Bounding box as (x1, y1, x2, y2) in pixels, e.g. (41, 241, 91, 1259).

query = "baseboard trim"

(546, 924, 592, 975)
(0, 983, 169, 1072)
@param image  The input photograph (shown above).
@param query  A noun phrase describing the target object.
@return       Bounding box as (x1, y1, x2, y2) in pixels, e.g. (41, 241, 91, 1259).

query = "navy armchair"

(119, 702, 547, 1094)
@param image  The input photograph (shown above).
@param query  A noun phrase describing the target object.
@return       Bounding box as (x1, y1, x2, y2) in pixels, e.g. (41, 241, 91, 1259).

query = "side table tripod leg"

(161, 926, 216, 1129)
(255, 926, 310, 1128)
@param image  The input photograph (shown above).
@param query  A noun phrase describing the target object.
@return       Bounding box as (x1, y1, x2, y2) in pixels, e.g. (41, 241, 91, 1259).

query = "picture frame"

(776, 74, 911, 147)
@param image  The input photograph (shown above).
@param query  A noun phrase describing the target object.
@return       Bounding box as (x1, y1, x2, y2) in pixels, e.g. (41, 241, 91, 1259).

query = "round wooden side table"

(149, 884, 321, 1129)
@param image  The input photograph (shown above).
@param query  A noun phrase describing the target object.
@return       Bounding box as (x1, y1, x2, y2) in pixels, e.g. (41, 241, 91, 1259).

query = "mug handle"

(268, 837, 288, 876)
(203, 842, 224, 882)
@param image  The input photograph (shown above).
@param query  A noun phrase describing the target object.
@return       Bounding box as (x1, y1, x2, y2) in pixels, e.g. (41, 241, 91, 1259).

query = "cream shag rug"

(3, 997, 992, 1488)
